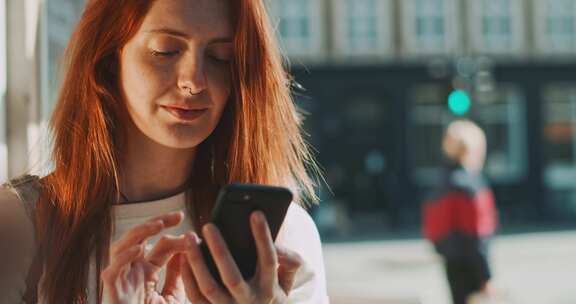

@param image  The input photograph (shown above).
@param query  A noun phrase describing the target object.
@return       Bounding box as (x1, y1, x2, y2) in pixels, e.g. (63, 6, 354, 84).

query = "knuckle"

(158, 235, 172, 244)
(200, 283, 219, 298)
(188, 252, 204, 264)
(100, 269, 112, 282)
(225, 277, 247, 293)
(109, 243, 118, 257)
(263, 254, 278, 268)
(259, 289, 274, 302)
(143, 222, 160, 234)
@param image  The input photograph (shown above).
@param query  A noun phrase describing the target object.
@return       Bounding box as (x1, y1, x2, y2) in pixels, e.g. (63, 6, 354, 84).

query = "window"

(270, 0, 325, 60)
(535, 0, 576, 54)
(475, 86, 526, 182)
(415, 0, 445, 49)
(482, 1, 512, 49)
(46, 0, 85, 119)
(333, 0, 393, 58)
(543, 84, 576, 217)
(410, 84, 453, 185)
(469, 0, 525, 54)
(401, 0, 460, 56)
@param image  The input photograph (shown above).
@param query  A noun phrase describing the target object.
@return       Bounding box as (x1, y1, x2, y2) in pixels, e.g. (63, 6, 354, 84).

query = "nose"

(177, 51, 207, 96)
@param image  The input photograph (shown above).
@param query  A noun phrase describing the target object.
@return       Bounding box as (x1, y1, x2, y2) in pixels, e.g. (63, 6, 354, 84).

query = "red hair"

(37, 0, 319, 302)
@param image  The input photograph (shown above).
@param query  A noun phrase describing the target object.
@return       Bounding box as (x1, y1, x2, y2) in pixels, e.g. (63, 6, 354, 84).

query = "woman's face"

(119, 0, 233, 149)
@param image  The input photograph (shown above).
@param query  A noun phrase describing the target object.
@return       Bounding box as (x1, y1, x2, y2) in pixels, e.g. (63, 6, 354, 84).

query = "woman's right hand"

(101, 211, 191, 304)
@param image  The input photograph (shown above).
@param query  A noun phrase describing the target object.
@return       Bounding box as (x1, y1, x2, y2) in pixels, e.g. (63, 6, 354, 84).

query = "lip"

(162, 104, 209, 111)
(161, 105, 208, 122)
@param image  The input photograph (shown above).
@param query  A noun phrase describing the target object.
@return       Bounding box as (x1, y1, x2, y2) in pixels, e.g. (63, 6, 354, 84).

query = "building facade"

(268, 0, 576, 233)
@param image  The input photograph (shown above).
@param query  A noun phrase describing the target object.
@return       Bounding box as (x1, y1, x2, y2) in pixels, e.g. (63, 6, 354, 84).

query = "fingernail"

(186, 231, 201, 245)
(204, 223, 217, 234)
(170, 211, 184, 220)
(253, 211, 265, 224)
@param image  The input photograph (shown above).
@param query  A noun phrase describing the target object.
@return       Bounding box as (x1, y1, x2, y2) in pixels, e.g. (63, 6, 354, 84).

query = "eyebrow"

(145, 28, 233, 44)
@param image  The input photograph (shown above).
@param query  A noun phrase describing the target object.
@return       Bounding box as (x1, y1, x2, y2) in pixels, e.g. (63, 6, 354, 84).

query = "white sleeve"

(276, 203, 330, 304)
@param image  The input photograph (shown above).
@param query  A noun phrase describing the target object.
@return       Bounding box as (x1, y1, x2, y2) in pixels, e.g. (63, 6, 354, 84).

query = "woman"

(0, 0, 328, 303)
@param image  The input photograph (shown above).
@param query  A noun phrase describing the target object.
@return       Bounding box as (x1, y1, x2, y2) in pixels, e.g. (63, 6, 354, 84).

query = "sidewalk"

(323, 230, 576, 304)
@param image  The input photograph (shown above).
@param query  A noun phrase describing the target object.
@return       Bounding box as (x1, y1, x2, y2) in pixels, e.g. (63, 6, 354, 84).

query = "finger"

(184, 232, 230, 303)
(146, 234, 190, 268)
(148, 210, 185, 227)
(203, 223, 251, 300)
(162, 253, 185, 299)
(102, 244, 144, 285)
(250, 211, 278, 288)
(110, 211, 184, 258)
(181, 253, 209, 303)
(276, 245, 303, 294)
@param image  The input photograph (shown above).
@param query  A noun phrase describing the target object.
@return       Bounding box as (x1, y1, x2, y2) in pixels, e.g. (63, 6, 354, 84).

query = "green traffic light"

(448, 90, 471, 116)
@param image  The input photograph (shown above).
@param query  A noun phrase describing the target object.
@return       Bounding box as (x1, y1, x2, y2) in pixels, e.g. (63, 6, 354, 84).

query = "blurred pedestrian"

(422, 119, 498, 304)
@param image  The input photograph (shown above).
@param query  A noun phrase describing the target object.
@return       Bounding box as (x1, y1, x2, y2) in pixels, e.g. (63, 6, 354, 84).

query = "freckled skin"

(119, 0, 234, 149)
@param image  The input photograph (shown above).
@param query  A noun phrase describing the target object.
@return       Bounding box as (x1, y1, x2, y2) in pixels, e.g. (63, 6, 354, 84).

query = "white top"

(0, 186, 330, 303)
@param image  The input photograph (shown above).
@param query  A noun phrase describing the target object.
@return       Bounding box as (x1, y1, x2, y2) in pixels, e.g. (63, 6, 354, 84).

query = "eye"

(207, 48, 233, 64)
(208, 53, 231, 64)
(150, 50, 180, 57)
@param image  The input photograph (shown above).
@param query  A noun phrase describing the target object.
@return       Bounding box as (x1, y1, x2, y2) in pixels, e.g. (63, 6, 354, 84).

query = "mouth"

(160, 105, 208, 122)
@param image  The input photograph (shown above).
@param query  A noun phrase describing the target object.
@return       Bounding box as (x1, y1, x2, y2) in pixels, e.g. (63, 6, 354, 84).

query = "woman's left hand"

(181, 211, 303, 304)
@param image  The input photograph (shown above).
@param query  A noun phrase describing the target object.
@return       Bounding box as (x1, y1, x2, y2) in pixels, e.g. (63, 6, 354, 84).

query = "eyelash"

(151, 50, 179, 57)
(150, 50, 231, 64)
(208, 54, 231, 64)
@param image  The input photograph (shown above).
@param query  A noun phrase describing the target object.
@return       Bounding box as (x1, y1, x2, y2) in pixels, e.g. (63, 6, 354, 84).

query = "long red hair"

(36, 0, 320, 302)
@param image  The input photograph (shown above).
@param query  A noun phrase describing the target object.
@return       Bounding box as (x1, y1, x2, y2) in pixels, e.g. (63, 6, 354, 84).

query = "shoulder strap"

(2, 174, 42, 304)
(2, 174, 41, 221)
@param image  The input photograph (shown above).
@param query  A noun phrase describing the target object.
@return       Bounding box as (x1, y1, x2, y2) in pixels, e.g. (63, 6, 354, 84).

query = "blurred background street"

(324, 230, 576, 303)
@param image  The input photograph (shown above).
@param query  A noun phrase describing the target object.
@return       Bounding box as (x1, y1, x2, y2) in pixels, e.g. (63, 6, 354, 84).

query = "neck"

(119, 125, 196, 203)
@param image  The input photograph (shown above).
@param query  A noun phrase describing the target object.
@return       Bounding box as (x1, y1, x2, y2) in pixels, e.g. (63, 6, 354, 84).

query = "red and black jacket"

(422, 164, 498, 259)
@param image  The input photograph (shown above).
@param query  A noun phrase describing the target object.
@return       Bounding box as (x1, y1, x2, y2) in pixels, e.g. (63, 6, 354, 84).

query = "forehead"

(140, 0, 233, 40)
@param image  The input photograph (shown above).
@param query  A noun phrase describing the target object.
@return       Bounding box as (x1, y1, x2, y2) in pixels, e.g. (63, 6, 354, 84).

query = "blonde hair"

(443, 119, 487, 172)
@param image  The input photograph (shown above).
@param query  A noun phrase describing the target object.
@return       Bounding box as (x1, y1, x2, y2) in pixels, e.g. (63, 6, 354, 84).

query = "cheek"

(121, 53, 169, 111)
(206, 64, 233, 108)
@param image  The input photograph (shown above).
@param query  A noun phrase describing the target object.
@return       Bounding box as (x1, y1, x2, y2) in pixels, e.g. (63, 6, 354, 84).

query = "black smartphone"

(200, 183, 293, 285)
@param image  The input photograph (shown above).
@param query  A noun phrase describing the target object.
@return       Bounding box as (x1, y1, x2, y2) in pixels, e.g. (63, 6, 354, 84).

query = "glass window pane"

(480, 0, 513, 50)
(544, 0, 576, 51)
(543, 84, 576, 217)
(413, 0, 446, 50)
(47, 0, 86, 116)
(277, 0, 311, 51)
(344, 0, 379, 53)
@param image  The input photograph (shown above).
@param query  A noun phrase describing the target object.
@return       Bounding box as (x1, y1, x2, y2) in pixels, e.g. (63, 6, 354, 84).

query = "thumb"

(276, 245, 302, 294)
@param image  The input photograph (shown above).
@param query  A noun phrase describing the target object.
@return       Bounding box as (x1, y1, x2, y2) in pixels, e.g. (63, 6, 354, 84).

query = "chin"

(155, 136, 206, 149)
(152, 127, 213, 150)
